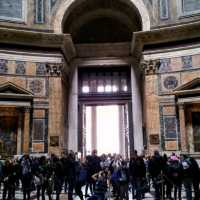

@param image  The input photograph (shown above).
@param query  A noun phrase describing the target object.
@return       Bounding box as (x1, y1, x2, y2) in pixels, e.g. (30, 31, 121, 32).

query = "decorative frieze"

(159, 58, 171, 73)
(36, 63, 46, 75)
(46, 63, 63, 76)
(141, 60, 160, 75)
(16, 61, 26, 75)
(182, 55, 192, 69)
(0, 59, 8, 74)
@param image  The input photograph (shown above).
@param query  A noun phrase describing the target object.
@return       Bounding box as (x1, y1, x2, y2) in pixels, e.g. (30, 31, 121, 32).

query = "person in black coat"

(133, 156, 146, 200)
(52, 156, 64, 200)
(148, 150, 165, 200)
(20, 155, 33, 200)
(189, 157, 200, 200)
(166, 156, 183, 200)
(2, 160, 16, 200)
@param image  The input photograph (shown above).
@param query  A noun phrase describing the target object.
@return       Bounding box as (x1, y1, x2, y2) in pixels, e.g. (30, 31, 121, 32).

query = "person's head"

(180, 153, 188, 160)
(5, 159, 10, 166)
(23, 154, 29, 160)
(68, 151, 75, 161)
(92, 149, 97, 156)
(154, 150, 160, 157)
(169, 155, 179, 162)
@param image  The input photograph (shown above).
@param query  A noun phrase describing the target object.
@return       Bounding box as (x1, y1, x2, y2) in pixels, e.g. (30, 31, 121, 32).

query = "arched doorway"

(57, 0, 148, 156)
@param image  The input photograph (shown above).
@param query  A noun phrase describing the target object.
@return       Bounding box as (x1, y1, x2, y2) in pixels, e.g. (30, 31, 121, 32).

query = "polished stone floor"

(0, 187, 191, 200)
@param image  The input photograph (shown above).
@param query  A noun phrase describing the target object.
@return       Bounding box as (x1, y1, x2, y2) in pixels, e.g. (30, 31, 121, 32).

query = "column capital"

(24, 107, 31, 113)
(178, 103, 185, 110)
(46, 63, 63, 76)
(140, 59, 160, 75)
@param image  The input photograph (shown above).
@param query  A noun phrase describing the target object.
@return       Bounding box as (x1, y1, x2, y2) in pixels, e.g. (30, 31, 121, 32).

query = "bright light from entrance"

(97, 86, 104, 92)
(85, 105, 120, 155)
(112, 85, 118, 92)
(82, 86, 90, 93)
(97, 105, 119, 155)
(123, 85, 128, 92)
(105, 85, 112, 92)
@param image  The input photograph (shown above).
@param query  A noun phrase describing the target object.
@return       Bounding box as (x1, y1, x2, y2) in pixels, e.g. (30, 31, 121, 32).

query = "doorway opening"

(0, 115, 18, 157)
(81, 103, 131, 158)
(78, 66, 133, 158)
(85, 105, 119, 155)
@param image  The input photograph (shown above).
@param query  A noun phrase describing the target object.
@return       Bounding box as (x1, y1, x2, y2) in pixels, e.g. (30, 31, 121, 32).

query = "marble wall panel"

(144, 75, 161, 151)
(15, 61, 26, 75)
(159, 105, 179, 151)
(0, 60, 8, 74)
(182, 0, 200, 13)
(181, 71, 200, 84)
(32, 143, 44, 152)
(0, 0, 25, 21)
(182, 55, 192, 69)
(33, 109, 46, 118)
(160, 73, 180, 93)
(32, 118, 45, 141)
(36, 63, 46, 75)
(27, 78, 46, 96)
(164, 116, 177, 139)
(163, 106, 176, 115)
(193, 54, 200, 68)
(170, 57, 182, 71)
(159, 58, 171, 73)
(165, 140, 178, 151)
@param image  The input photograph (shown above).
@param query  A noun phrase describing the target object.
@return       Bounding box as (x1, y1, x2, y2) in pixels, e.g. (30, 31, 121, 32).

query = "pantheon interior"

(0, 0, 200, 158)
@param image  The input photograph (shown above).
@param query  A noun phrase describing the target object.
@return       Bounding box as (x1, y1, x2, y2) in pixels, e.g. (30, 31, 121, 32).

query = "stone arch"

(53, 0, 150, 34)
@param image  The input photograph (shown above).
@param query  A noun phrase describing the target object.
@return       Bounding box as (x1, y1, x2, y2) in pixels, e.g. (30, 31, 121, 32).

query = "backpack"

(170, 161, 180, 177)
(94, 179, 107, 194)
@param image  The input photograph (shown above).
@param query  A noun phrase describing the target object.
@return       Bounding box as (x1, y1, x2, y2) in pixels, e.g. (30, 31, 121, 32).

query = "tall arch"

(53, 0, 150, 34)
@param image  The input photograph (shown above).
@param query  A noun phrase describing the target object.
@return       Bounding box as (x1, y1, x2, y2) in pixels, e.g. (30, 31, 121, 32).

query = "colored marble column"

(17, 111, 23, 155)
(91, 106, 97, 151)
(178, 104, 188, 152)
(23, 107, 31, 154)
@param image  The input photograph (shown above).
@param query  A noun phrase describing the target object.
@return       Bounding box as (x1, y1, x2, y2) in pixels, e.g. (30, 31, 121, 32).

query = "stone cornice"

(132, 21, 200, 68)
(0, 27, 76, 63)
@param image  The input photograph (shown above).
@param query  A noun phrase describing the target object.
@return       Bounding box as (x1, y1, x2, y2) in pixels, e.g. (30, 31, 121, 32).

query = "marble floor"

(0, 187, 191, 200)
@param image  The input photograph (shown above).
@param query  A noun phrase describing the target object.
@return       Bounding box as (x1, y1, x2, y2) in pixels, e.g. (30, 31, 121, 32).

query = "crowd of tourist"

(0, 149, 199, 200)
